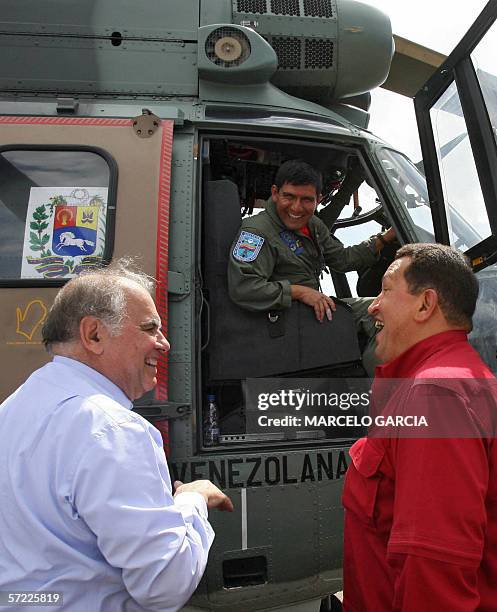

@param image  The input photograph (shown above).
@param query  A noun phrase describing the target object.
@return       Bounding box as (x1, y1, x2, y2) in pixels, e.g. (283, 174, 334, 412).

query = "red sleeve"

(387, 553, 480, 611)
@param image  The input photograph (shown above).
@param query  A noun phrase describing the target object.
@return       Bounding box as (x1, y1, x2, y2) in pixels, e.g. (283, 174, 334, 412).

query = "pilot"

(227, 159, 397, 375)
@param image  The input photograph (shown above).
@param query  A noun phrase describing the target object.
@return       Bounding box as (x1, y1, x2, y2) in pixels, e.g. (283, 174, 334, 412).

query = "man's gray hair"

(42, 259, 154, 351)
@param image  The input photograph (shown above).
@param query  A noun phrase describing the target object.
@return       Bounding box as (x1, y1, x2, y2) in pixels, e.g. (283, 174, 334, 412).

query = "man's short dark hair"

(274, 160, 322, 195)
(395, 243, 478, 329)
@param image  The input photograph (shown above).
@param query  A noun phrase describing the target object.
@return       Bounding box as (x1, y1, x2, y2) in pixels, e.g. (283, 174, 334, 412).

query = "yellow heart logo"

(16, 300, 48, 341)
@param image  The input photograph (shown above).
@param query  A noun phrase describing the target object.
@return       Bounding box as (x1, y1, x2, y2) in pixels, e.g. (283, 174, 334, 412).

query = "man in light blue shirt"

(0, 262, 232, 611)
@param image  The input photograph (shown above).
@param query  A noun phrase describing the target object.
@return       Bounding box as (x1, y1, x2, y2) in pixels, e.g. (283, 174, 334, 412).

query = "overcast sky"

(366, 0, 489, 160)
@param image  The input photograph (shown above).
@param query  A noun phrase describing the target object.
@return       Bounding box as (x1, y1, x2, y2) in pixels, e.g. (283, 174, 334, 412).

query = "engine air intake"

(305, 38, 334, 69)
(236, 0, 335, 17)
(268, 37, 334, 70)
(237, 0, 267, 13)
(304, 0, 334, 17)
(270, 36, 302, 69)
(270, 0, 300, 16)
(206, 27, 251, 67)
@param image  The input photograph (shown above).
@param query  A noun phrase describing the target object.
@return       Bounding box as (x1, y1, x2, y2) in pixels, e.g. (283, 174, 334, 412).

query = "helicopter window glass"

(332, 220, 385, 298)
(341, 181, 381, 219)
(470, 264, 497, 374)
(429, 81, 491, 249)
(471, 19, 497, 148)
(379, 148, 436, 243)
(318, 169, 382, 222)
(0, 148, 114, 282)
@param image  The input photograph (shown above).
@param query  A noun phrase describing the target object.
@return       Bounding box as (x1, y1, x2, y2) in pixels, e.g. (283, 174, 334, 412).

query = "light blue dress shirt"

(0, 356, 214, 611)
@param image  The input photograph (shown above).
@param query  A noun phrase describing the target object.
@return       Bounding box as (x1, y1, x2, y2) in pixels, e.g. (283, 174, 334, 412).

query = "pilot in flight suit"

(227, 160, 396, 375)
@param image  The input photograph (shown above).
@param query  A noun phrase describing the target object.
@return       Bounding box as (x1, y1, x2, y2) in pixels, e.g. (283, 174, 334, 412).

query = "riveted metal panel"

(167, 130, 196, 459)
(180, 447, 349, 610)
(0, 37, 197, 96)
(317, 475, 346, 573)
(0, 0, 199, 40)
(201, 0, 232, 25)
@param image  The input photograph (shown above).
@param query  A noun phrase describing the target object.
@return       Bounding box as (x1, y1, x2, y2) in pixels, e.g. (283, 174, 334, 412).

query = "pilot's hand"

(375, 227, 398, 253)
(174, 480, 234, 512)
(290, 285, 336, 323)
(383, 227, 397, 243)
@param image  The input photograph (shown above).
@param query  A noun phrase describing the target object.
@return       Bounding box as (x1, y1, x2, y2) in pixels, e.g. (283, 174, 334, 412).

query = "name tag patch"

(280, 230, 304, 255)
(233, 231, 265, 262)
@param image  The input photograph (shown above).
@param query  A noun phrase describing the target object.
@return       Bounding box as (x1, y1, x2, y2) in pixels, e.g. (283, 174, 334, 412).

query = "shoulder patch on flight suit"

(233, 231, 265, 262)
(279, 230, 304, 255)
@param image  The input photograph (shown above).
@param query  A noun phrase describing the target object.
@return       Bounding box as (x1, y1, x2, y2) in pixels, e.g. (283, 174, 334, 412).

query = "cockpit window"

(471, 18, 497, 154)
(429, 81, 490, 249)
(378, 147, 482, 251)
(378, 148, 434, 241)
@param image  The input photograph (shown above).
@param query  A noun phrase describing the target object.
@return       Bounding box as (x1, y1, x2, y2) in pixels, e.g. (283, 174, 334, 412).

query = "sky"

(365, 0, 489, 160)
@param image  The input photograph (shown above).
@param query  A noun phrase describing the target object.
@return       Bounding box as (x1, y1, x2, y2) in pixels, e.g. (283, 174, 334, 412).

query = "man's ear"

(414, 288, 438, 322)
(271, 184, 279, 200)
(79, 316, 106, 355)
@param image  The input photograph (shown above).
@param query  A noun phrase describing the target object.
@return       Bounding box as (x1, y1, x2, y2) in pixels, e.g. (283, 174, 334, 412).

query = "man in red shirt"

(342, 243, 497, 611)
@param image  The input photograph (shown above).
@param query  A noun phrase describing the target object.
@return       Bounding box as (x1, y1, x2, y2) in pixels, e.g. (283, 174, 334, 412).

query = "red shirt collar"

(375, 330, 469, 379)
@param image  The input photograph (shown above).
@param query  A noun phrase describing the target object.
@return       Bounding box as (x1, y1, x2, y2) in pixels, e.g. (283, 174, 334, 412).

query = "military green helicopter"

(1, 0, 497, 610)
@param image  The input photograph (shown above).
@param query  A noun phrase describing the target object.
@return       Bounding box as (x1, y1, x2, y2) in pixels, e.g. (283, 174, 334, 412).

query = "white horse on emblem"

(56, 231, 95, 252)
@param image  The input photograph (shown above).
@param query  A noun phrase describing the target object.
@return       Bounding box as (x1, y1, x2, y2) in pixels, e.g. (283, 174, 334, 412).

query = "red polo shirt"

(342, 331, 497, 611)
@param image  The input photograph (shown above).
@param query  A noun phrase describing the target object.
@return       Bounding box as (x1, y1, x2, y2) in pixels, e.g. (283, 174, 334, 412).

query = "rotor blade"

(414, 133, 468, 174)
(382, 35, 446, 98)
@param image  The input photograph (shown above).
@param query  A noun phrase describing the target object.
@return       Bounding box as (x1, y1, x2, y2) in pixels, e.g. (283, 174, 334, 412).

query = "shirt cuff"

(280, 279, 292, 309)
(365, 235, 381, 261)
(174, 491, 209, 520)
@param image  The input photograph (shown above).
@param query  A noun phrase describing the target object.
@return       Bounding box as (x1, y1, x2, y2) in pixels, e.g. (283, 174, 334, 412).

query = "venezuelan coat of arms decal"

(21, 187, 108, 279)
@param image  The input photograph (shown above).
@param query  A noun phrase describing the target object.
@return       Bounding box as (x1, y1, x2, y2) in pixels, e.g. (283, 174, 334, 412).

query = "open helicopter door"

(0, 116, 174, 406)
(414, 0, 497, 371)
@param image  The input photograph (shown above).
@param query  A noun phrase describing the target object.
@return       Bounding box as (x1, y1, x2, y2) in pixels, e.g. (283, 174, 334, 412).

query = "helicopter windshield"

(377, 147, 482, 250)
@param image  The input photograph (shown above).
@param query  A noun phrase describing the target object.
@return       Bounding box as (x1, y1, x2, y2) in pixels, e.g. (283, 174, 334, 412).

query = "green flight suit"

(228, 199, 380, 375)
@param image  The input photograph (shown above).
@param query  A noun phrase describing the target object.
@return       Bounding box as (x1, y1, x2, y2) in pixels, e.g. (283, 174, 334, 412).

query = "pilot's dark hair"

(274, 160, 322, 195)
(395, 243, 478, 330)
(42, 258, 154, 352)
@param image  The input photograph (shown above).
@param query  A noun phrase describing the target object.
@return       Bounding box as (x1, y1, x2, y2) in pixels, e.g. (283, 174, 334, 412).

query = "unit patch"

(233, 231, 264, 262)
(279, 230, 304, 255)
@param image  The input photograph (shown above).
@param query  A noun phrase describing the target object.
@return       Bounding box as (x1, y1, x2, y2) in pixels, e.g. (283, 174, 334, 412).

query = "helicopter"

(1, 1, 497, 610)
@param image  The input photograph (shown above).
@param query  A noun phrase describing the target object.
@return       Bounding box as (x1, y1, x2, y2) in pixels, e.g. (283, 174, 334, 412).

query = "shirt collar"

(375, 330, 469, 379)
(53, 355, 133, 409)
(265, 198, 285, 229)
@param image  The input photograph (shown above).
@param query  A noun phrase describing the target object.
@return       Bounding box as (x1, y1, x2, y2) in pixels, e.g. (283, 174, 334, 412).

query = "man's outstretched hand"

(174, 480, 234, 512)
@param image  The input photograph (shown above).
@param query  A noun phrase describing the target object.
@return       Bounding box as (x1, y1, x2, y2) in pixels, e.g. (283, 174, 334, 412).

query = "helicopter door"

(414, 0, 497, 271)
(414, 0, 497, 372)
(0, 116, 173, 401)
